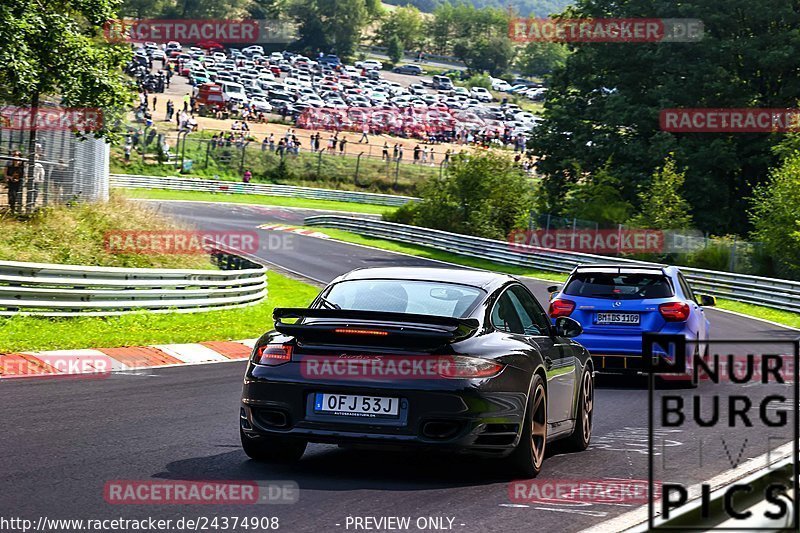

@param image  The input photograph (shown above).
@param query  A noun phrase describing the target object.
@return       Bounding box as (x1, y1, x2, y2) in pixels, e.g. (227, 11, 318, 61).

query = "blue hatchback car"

(547, 265, 714, 377)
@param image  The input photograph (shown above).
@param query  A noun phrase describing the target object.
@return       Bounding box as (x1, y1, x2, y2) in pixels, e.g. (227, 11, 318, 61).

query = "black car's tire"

(562, 368, 594, 452)
(508, 374, 547, 478)
(240, 428, 307, 463)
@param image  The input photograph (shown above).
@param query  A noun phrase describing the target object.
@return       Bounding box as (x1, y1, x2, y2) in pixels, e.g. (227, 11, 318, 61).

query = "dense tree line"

(530, 0, 800, 239)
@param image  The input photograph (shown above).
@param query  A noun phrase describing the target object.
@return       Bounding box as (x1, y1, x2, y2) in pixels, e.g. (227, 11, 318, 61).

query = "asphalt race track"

(1, 200, 797, 533)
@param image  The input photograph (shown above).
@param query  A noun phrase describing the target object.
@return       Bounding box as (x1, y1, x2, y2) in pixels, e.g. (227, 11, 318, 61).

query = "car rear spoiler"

(273, 308, 480, 348)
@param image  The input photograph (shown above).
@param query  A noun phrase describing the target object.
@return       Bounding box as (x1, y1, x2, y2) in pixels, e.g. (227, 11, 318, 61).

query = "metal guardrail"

(0, 247, 267, 317)
(303, 215, 800, 314)
(110, 174, 417, 207)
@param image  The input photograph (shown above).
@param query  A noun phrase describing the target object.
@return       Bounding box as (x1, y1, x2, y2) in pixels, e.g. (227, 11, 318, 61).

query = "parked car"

(355, 59, 383, 70)
(470, 87, 493, 102)
(392, 64, 424, 75)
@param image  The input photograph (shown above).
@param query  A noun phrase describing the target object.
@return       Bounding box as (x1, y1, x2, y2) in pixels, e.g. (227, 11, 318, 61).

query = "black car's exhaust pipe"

(420, 420, 461, 440)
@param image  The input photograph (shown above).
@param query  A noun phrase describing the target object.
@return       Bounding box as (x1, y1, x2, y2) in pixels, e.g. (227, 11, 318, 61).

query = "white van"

(220, 82, 248, 105)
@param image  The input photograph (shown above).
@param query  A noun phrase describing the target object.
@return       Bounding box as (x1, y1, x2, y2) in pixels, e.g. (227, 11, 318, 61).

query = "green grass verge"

(0, 194, 213, 269)
(0, 271, 320, 352)
(713, 298, 800, 329)
(121, 188, 400, 216)
(311, 226, 800, 329)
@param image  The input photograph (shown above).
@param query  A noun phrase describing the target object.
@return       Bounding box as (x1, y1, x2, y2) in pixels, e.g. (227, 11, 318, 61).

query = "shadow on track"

(154, 445, 515, 491)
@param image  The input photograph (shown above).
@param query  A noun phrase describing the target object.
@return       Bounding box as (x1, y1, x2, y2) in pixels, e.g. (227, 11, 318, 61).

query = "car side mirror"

(698, 294, 716, 307)
(547, 285, 561, 301)
(554, 317, 583, 338)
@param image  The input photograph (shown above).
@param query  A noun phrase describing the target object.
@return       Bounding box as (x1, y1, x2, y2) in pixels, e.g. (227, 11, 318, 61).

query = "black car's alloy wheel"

(564, 369, 593, 451)
(509, 374, 547, 477)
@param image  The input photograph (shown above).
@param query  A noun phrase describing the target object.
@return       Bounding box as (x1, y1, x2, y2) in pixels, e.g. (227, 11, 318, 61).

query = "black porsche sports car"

(240, 267, 594, 477)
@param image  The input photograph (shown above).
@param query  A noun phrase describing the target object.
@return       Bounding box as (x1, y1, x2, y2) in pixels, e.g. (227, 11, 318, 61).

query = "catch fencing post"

(355, 152, 364, 186)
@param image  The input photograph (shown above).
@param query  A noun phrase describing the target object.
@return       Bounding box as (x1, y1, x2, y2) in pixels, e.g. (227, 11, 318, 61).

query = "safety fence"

(303, 215, 800, 314)
(0, 246, 266, 317)
(114, 130, 448, 195)
(110, 173, 417, 207)
(0, 120, 109, 211)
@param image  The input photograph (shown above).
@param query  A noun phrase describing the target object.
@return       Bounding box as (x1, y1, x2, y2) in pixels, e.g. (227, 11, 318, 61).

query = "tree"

(749, 152, 800, 279)
(628, 156, 693, 230)
(516, 42, 569, 78)
(0, 0, 133, 191)
(386, 35, 403, 65)
(388, 152, 535, 239)
(453, 35, 515, 76)
(376, 6, 423, 50)
(289, 0, 374, 61)
(528, 0, 800, 236)
(561, 162, 633, 226)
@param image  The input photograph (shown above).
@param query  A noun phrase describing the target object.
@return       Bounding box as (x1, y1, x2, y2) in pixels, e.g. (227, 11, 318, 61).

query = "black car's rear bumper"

(240, 365, 531, 456)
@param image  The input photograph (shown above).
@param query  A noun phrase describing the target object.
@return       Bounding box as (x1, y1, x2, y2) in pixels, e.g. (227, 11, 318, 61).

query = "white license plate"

(596, 313, 640, 325)
(314, 393, 399, 417)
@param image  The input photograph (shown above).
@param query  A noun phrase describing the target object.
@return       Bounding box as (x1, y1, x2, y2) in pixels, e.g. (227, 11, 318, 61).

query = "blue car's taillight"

(659, 302, 690, 322)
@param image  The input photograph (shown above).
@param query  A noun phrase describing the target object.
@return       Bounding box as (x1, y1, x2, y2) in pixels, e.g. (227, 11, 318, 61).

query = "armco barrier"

(110, 174, 417, 207)
(0, 247, 266, 317)
(303, 215, 800, 314)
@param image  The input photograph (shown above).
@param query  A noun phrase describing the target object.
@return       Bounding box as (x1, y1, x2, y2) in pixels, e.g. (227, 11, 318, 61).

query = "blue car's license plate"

(596, 312, 640, 325)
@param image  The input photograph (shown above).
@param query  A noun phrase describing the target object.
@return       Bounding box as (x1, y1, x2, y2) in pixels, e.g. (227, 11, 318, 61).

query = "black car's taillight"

(438, 356, 504, 379)
(253, 343, 293, 366)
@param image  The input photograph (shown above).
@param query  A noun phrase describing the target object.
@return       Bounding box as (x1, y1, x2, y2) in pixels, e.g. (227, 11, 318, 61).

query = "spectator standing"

(5, 151, 24, 213)
(268, 133, 275, 151)
(359, 123, 369, 143)
(339, 136, 347, 155)
(243, 170, 252, 183)
(413, 144, 421, 164)
(382, 142, 389, 161)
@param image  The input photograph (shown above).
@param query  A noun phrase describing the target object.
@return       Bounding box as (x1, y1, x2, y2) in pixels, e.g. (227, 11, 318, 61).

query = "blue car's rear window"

(563, 273, 673, 299)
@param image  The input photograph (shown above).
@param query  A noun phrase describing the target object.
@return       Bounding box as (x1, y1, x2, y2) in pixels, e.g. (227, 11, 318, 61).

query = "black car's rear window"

(563, 273, 673, 299)
(324, 280, 484, 318)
